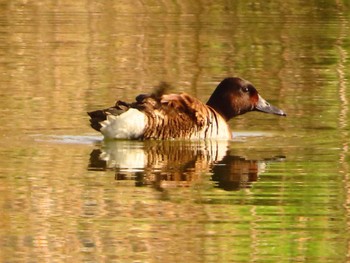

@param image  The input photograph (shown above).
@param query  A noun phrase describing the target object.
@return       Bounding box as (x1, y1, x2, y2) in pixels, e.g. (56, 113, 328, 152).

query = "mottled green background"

(0, 1, 349, 262)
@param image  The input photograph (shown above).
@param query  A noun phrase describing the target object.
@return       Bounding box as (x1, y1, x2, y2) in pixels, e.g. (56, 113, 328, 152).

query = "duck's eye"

(242, 87, 249, 93)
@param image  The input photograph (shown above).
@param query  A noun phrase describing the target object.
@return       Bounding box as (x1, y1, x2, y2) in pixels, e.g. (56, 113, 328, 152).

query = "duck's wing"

(161, 93, 210, 128)
(140, 92, 213, 139)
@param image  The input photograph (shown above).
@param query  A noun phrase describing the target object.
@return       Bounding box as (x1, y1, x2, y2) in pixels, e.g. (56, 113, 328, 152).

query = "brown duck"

(88, 77, 286, 140)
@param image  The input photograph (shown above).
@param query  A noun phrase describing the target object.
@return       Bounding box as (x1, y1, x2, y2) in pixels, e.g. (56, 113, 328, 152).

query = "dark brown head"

(206, 77, 286, 121)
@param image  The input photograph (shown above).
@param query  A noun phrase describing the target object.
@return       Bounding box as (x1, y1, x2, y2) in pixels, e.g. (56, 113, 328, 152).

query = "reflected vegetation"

(89, 140, 284, 191)
(0, 0, 350, 262)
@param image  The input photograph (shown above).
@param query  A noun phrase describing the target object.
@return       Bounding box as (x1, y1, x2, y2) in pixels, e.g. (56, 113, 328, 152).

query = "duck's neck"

(207, 97, 237, 122)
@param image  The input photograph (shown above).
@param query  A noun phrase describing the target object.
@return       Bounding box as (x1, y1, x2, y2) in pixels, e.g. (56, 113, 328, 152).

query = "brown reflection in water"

(88, 140, 280, 191)
(212, 155, 261, 191)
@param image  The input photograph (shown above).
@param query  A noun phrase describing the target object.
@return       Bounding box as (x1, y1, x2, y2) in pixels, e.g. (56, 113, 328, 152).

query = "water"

(0, 1, 350, 262)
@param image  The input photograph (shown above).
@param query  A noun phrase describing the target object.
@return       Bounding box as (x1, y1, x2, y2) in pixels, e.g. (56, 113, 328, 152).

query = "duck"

(87, 77, 286, 140)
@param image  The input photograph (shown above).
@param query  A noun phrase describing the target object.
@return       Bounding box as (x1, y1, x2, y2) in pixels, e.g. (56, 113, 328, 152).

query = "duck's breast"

(189, 109, 232, 140)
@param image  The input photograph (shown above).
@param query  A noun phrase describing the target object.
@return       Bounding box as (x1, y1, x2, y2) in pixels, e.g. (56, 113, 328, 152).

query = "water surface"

(0, 1, 349, 262)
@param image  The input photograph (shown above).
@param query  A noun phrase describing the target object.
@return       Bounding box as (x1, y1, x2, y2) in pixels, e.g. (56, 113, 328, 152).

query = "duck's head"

(206, 77, 286, 121)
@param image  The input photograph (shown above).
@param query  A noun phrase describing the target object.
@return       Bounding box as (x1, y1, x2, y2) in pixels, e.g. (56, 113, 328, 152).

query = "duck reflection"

(88, 140, 275, 191)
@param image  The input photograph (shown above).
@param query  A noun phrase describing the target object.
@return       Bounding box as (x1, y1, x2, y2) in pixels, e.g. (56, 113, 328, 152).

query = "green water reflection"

(0, 0, 349, 262)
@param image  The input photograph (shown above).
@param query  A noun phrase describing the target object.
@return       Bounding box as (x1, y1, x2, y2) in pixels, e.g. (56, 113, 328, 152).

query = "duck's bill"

(255, 95, 286, 116)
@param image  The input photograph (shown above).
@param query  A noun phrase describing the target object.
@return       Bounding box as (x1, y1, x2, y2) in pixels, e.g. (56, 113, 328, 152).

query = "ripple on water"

(32, 134, 103, 144)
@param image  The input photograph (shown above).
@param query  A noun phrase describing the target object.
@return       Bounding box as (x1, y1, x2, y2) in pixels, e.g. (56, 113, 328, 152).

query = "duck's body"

(88, 77, 286, 140)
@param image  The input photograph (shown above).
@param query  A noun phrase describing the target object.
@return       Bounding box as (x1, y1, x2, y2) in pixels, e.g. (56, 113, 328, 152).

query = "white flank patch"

(100, 108, 146, 139)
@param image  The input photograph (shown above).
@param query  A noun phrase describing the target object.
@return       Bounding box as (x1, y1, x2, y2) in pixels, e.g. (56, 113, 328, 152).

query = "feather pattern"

(141, 92, 230, 139)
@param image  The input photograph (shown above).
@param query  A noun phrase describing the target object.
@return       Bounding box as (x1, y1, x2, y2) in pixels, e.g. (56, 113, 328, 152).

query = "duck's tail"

(87, 101, 130, 132)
